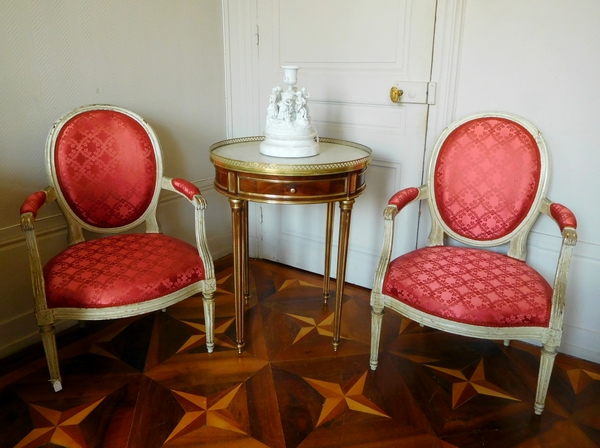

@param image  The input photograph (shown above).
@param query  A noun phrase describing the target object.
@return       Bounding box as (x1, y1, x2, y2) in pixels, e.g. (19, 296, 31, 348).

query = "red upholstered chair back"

(47, 106, 162, 232)
(428, 113, 549, 247)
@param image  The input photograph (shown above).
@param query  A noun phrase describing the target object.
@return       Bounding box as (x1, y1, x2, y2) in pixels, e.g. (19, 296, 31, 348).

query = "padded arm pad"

(388, 187, 420, 211)
(20, 191, 47, 217)
(550, 203, 577, 231)
(171, 178, 201, 201)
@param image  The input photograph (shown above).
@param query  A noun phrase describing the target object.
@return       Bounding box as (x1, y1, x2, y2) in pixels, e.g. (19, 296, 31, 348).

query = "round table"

(210, 136, 372, 352)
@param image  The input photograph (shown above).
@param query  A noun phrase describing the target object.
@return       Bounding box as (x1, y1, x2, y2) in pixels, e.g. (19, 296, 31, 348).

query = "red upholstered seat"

(20, 105, 217, 392)
(44, 234, 206, 309)
(382, 246, 552, 327)
(369, 112, 578, 416)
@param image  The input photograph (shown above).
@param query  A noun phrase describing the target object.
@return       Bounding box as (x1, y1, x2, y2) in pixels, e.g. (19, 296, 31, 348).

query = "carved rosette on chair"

(260, 65, 320, 158)
(369, 112, 578, 415)
(20, 105, 217, 392)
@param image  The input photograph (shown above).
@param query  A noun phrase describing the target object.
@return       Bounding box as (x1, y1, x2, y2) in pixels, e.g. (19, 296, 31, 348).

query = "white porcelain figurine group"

(266, 85, 310, 127)
(260, 66, 320, 158)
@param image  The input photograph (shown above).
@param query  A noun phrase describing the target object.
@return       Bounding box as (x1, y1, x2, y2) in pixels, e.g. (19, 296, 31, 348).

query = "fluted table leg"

(323, 202, 335, 304)
(229, 198, 245, 353)
(332, 199, 354, 351)
(242, 200, 250, 304)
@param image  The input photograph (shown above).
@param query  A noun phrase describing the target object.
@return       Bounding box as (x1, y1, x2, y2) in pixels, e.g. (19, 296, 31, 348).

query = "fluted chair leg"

(534, 343, 558, 415)
(203, 292, 215, 353)
(40, 324, 62, 392)
(370, 306, 384, 370)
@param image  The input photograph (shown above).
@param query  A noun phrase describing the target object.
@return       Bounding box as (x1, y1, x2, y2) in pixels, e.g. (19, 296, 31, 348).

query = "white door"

(255, 0, 437, 287)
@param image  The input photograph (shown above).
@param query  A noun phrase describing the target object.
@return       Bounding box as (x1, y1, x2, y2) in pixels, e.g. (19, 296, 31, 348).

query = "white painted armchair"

(20, 105, 217, 392)
(370, 112, 577, 415)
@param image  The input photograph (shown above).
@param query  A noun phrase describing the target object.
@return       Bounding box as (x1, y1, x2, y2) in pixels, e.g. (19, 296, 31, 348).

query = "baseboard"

(560, 323, 600, 364)
(0, 317, 77, 359)
(208, 232, 233, 261)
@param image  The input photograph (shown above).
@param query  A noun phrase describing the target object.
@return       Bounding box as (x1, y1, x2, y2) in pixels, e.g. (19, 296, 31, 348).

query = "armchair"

(370, 112, 577, 415)
(20, 105, 217, 392)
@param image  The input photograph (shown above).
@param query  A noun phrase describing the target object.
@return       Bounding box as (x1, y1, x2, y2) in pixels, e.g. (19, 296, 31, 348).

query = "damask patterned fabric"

(389, 187, 420, 211)
(44, 234, 205, 308)
(172, 178, 200, 201)
(550, 203, 578, 231)
(20, 191, 47, 217)
(382, 246, 552, 327)
(434, 117, 542, 241)
(54, 110, 158, 228)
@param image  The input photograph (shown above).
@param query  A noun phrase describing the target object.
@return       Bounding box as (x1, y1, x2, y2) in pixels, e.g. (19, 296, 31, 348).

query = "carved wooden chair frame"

(20, 105, 217, 391)
(370, 112, 577, 415)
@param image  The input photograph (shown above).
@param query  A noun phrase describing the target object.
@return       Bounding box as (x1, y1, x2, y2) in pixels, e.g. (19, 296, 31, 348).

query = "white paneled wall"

(2, 0, 599, 366)
(0, 1, 232, 358)
(225, 0, 600, 364)
(425, 0, 600, 363)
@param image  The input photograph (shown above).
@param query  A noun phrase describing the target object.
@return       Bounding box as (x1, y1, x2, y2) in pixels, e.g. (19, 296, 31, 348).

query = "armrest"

(550, 203, 577, 232)
(373, 186, 426, 294)
(385, 186, 425, 218)
(21, 191, 48, 217)
(20, 187, 56, 314)
(162, 177, 206, 209)
(161, 176, 214, 280)
(21, 187, 56, 218)
(540, 199, 577, 334)
(171, 178, 201, 200)
(541, 199, 577, 245)
(388, 187, 421, 211)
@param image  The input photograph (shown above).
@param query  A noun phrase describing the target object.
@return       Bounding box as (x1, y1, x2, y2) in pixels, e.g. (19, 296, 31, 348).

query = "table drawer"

(238, 175, 348, 200)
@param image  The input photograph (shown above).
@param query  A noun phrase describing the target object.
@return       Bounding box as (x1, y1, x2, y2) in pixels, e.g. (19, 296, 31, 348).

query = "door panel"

(256, 0, 437, 287)
(279, 0, 408, 65)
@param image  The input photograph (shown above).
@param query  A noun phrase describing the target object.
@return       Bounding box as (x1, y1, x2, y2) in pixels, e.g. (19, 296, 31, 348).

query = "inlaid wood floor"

(1, 257, 599, 447)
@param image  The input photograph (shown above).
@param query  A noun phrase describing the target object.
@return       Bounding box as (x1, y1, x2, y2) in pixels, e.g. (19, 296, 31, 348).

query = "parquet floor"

(1, 256, 599, 447)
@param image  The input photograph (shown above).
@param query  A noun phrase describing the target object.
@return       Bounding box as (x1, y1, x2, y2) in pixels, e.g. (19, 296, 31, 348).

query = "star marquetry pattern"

(279, 278, 322, 291)
(216, 274, 234, 295)
(165, 384, 247, 443)
(15, 398, 105, 448)
(389, 318, 440, 364)
(439, 441, 460, 448)
(399, 317, 413, 335)
(567, 368, 600, 394)
(177, 317, 237, 353)
(286, 312, 348, 344)
(394, 351, 440, 364)
(303, 371, 390, 427)
(89, 323, 138, 359)
(426, 360, 520, 409)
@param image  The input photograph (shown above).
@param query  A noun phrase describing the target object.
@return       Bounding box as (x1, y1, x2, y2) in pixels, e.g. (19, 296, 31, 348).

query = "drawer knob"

(289, 188, 297, 194)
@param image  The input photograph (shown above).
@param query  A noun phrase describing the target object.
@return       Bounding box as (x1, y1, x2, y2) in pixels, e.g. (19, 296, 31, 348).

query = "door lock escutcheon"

(390, 86, 403, 103)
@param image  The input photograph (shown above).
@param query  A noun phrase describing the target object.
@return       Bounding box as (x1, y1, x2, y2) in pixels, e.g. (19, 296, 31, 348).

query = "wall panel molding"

(0, 179, 217, 249)
(222, 0, 260, 137)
